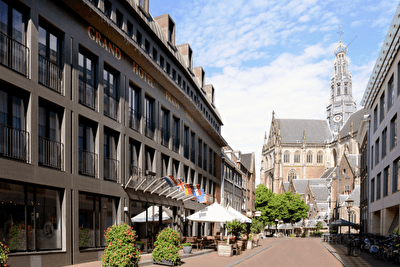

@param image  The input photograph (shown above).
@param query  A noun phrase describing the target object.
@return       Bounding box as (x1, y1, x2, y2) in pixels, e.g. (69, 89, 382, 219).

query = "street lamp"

(345, 198, 354, 255)
(332, 169, 342, 233)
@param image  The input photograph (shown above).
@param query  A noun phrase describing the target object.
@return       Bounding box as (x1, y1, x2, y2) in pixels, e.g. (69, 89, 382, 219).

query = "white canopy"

(187, 202, 243, 223)
(227, 206, 252, 223)
(131, 205, 171, 223)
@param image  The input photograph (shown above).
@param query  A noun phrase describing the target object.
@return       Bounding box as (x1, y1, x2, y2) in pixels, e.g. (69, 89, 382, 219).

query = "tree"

(250, 218, 264, 234)
(255, 184, 309, 225)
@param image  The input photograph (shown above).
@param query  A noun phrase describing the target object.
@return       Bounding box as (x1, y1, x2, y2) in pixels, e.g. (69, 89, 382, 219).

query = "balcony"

(79, 80, 96, 110)
(183, 143, 189, 159)
(129, 108, 140, 132)
(144, 118, 155, 139)
(38, 55, 62, 94)
(104, 95, 118, 121)
(160, 127, 170, 147)
(104, 156, 119, 182)
(0, 31, 29, 78)
(38, 136, 63, 170)
(172, 135, 179, 153)
(79, 149, 97, 177)
(0, 123, 29, 162)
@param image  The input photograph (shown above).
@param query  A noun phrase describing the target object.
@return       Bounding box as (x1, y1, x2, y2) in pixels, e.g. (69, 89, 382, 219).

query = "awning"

(227, 206, 252, 223)
(329, 219, 356, 227)
(131, 205, 172, 223)
(187, 202, 241, 223)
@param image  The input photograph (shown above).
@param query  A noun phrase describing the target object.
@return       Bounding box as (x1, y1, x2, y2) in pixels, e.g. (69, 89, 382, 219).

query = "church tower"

(326, 28, 357, 135)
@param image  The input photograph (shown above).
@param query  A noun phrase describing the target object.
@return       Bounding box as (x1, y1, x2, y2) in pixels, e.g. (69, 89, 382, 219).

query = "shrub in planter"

(101, 223, 141, 267)
(152, 228, 181, 266)
(181, 242, 192, 254)
(226, 220, 246, 240)
(134, 241, 144, 250)
(0, 242, 10, 267)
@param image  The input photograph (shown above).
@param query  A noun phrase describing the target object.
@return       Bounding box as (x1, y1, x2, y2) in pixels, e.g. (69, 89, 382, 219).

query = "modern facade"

(360, 3, 400, 235)
(0, 0, 227, 266)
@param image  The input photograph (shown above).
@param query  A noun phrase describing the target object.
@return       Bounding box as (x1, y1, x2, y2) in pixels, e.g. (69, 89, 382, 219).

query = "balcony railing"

(190, 148, 195, 163)
(104, 156, 119, 182)
(172, 136, 179, 153)
(79, 149, 97, 177)
(144, 118, 155, 139)
(129, 108, 140, 132)
(104, 95, 118, 120)
(38, 136, 63, 170)
(0, 32, 29, 78)
(160, 127, 170, 147)
(0, 123, 29, 162)
(183, 143, 189, 159)
(38, 55, 62, 94)
(79, 80, 96, 110)
(125, 163, 142, 186)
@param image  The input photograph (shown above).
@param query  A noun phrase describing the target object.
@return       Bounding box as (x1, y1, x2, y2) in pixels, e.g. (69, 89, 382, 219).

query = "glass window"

(288, 169, 297, 182)
(390, 114, 397, 150)
(373, 106, 378, 132)
(382, 127, 387, 158)
(103, 66, 118, 120)
(393, 158, 400, 193)
(283, 151, 290, 163)
(294, 151, 300, 163)
(173, 117, 180, 153)
(0, 181, 62, 252)
(161, 108, 170, 147)
(144, 96, 155, 139)
(79, 193, 116, 249)
(116, 9, 123, 28)
(183, 126, 189, 159)
(317, 151, 323, 164)
(79, 118, 97, 177)
(371, 178, 375, 202)
(128, 84, 141, 131)
(104, 129, 118, 181)
(306, 151, 313, 164)
(388, 76, 394, 110)
(375, 139, 380, 166)
(79, 50, 96, 110)
(383, 166, 389, 197)
(380, 92, 385, 123)
(377, 173, 381, 200)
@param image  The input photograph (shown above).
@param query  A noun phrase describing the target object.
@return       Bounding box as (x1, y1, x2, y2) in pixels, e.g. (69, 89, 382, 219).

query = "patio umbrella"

(131, 205, 171, 223)
(328, 218, 356, 227)
(227, 206, 252, 223)
(187, 202, 239, 223)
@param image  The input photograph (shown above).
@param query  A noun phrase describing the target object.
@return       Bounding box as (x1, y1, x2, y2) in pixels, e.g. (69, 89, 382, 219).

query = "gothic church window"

(317, 151, 323, 164)
(307, 151, 313, 164)
(284, 151, 290, 163)
(288, 169, 297, 182)
(294, 151, 300, 164)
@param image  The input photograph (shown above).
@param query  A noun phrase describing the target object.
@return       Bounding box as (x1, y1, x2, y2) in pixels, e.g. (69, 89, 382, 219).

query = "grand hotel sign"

(87, 26, 122, 60)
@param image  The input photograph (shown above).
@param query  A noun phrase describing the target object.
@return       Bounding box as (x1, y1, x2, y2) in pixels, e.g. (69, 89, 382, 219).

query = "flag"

(196, 189, 205, 202)
(177, 179, 186, 192)
(192, 184, 201, 197)
(184, 184, 192, 195)
(163, 175, 179, 187)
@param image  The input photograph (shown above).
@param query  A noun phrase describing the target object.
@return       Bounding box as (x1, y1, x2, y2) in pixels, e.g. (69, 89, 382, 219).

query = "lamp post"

(345, 199, 354, 255)
(332, 170, 342, 233)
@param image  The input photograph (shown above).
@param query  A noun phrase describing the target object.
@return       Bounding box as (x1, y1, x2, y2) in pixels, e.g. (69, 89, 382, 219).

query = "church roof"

(320, 167, 337, 179)
(293, 179, 329, 195)
(347, 154, 360, 172)
(340, 108, 365, 137)
(278, 119, 332, 144)
(310, 185, 329, 202)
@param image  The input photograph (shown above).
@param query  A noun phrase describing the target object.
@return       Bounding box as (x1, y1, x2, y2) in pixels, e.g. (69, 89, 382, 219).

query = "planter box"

(153, 258, 174, 266)
(182, 245, 192, 254)
(247, 240, 253, 250)
(218, 244, 233, 257)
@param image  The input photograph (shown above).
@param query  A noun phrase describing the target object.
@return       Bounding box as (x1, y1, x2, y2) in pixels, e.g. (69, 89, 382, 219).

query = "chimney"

(154, 14, 175, 46)
(177, 43, 193, 69)
(193, 66, 205, 88)
(204, 84, 215, 106)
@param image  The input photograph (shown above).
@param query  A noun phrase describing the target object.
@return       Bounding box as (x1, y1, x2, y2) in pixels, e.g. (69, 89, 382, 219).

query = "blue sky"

(149, 0, 398, 183)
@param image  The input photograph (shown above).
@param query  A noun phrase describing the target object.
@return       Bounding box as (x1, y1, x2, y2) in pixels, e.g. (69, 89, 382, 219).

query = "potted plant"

(0, 242, 10, 267)
(101, 223, 141, 267)
(151, 227, 181, 266)
(181, 242, 192, 254)
(247, 234, 253, 250)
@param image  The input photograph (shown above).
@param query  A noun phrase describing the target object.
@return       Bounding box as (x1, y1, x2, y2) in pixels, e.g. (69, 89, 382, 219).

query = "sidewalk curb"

(320, 241, 351, 267)
(223, 239, 283, 267)
(139, 249, 215, 266)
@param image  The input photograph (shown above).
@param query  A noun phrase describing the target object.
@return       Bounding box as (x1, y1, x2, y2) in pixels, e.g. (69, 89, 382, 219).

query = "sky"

(149, 0, 398, 184)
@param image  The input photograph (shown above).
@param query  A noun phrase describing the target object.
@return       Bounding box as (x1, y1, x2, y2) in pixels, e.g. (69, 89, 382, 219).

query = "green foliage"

(151, 227, 181, 266)
(0, 242, 9, 267)
(181, 242, 192, 246)
(392, 228, 399, 235)
(226, 219, 246, 239)
(101, 223, 141, 267)
(79, 227, 91, 248)
(255, 184, 309, 225)
(250, 219, 264, 234)
(315, 221, 323, 232)
(8, 223, 25, 251)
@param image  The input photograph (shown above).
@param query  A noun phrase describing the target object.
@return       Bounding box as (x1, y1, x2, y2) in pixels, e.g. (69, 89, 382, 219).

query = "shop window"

(0, 181, 62, 252)
(79, 193, 116, 249)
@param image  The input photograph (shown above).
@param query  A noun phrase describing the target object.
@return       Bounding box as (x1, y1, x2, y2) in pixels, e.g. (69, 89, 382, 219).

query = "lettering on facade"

(87, 26, 121, 60)
(166, 91, 180, 110)
(132, 61, 155, 88)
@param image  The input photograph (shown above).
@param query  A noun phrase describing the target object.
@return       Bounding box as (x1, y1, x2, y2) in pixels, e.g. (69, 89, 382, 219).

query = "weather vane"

(337, 26, 344, 42)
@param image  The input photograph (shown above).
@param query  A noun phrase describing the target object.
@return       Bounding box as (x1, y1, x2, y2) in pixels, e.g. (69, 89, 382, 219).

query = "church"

(260, 34, 364, 226)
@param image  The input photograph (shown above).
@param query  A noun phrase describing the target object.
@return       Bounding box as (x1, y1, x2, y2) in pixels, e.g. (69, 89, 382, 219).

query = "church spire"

(326, 26, 357, 135)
